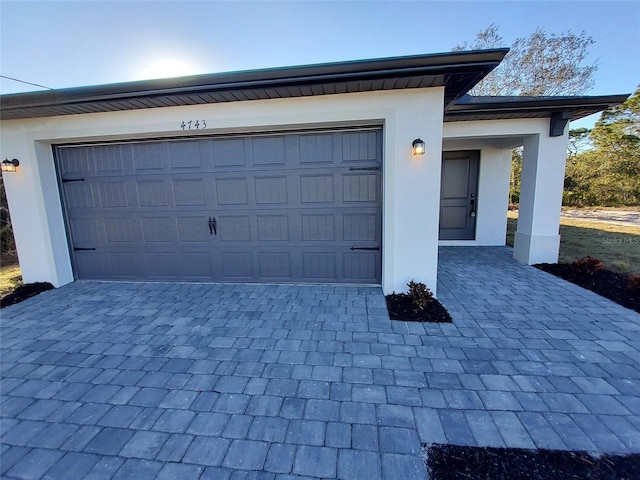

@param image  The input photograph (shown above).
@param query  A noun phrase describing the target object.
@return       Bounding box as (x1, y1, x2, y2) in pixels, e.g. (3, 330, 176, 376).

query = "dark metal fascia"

(446, 94, 630, 114)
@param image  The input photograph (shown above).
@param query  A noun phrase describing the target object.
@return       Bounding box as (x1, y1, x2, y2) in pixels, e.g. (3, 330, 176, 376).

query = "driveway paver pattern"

(435, 247, 640, 453)
(1, 246, 639, 479)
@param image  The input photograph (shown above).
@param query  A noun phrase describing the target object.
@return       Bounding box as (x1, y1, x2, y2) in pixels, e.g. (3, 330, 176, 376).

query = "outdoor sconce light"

(1, 158, 20, 173)
(412, 138, 425, 156)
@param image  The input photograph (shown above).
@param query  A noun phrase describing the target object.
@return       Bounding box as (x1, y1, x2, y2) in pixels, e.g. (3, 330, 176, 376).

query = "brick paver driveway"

(1, 247, 639, 479)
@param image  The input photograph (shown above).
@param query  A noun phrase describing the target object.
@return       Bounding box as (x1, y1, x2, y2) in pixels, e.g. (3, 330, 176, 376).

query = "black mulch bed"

(385, 293, 452, 322)
(535, 263, 640, 314)
(0, 282, 55, 308)
(425, 443, 640, 480)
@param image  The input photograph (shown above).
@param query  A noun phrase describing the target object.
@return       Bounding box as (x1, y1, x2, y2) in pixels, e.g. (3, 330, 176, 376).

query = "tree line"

(563, 88, 639, 206)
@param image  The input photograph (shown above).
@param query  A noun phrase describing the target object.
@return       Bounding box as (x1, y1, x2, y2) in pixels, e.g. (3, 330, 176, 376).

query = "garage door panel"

(300, 175, 334, 203)
(75, 251, 109, 278)
(60, 147, 94, 174)
(177, 216, 210, 242)
(253, 136, 286, 166)
(216, 178, 249, 205)
(180, 253, 214, 278)
(221, 252, 254, 279)
(172, 179, 206, 206)
(343, 252, 379, 282)
(57, 127, 382, 284)
(302, 214, 335, 241)
(259, 252, 292, 278)
(343, 214, 377, 241)
(213, 138, 246, 167)
(342, 131, 379, 163)
(342, 173, 378, 202)
(109, 252, 143, 278)
(169, 140, 205, 169)
(70, 218, 102, 244)
(104, 218, 137, 243)
(218, 216, 252, 242)
(100, 181, 130, 208)
(300, 134, 333, 164)
(256, 215, 289, 242)
(141, 217, 178, 243)
(65, 183, 99, 209)
(146, 253, 178, 279)
(133, 142, 167, 171)
(302, 253, 337, 280)
(136, 180, 169, 207)
(96, 145, 125, 172)
(255, 176, 287, 204)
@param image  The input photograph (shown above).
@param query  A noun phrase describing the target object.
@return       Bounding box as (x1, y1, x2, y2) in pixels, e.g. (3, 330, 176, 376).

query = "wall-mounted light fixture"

(412, 138, 425, 156)
(1, 158, 20, 173)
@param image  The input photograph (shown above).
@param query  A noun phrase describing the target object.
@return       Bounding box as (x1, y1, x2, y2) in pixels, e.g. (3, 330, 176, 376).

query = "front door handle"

(208, 216, 217, 236)
(470, 193, 476, 218)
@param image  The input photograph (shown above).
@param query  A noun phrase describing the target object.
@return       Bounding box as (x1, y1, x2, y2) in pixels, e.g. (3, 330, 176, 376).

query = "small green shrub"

(407, 280, 434, 310)
(572, 256, 604, 276)
(611, 260, 631, 273)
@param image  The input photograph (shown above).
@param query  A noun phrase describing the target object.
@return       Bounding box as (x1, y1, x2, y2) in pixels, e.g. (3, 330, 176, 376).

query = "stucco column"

(382, 89, 444, 295)
(0, 123, 75, 287)
(514, 130, 569, 264)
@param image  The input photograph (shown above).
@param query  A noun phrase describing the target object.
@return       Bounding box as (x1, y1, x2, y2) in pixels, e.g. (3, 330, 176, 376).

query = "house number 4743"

(180, 120, 207, 130)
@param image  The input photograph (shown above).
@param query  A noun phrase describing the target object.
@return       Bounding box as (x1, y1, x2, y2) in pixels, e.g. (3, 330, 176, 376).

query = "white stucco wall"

(0, 88, 444, 295)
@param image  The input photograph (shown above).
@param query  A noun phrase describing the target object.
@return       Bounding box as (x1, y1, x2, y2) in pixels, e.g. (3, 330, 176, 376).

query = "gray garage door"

(56, 128, 382, 284)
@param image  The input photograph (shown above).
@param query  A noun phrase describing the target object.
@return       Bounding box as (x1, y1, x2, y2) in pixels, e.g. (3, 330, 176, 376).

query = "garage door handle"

(208, 216, 217, 236)
(350, 247, 380, 251)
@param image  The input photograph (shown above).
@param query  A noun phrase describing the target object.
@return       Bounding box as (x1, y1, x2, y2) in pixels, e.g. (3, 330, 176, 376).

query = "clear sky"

(1, 0, 638, 128)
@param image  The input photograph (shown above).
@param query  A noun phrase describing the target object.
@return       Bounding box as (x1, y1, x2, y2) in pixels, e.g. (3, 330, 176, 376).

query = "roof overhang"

(445, 94, 630, 136)
(0, 49, 508, 120)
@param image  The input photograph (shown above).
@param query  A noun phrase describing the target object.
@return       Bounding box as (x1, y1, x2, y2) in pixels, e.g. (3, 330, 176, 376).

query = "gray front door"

(439, 151, 479, 240)
(56, 128, 382, 283)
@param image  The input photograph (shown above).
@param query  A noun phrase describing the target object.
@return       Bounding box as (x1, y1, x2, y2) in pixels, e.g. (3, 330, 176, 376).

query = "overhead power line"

(0, 75, 54, 90)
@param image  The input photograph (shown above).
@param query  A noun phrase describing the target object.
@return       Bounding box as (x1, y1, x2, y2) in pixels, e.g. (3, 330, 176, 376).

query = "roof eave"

(0, 49, 508, 120)
(444, 94, 630, 122)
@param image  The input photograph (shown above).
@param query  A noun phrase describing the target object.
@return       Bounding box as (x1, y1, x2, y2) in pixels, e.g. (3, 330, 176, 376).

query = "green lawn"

(507, 213, 640, 274)
(0, 263, 22, 299)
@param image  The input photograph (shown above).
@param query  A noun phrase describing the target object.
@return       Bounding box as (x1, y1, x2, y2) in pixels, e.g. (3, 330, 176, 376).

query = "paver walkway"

(1, 247, 639, 479)
(435, 247, 640, 453)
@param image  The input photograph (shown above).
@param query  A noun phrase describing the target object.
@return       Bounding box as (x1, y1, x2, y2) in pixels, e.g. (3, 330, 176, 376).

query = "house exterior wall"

(0, 88, 444, 295)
